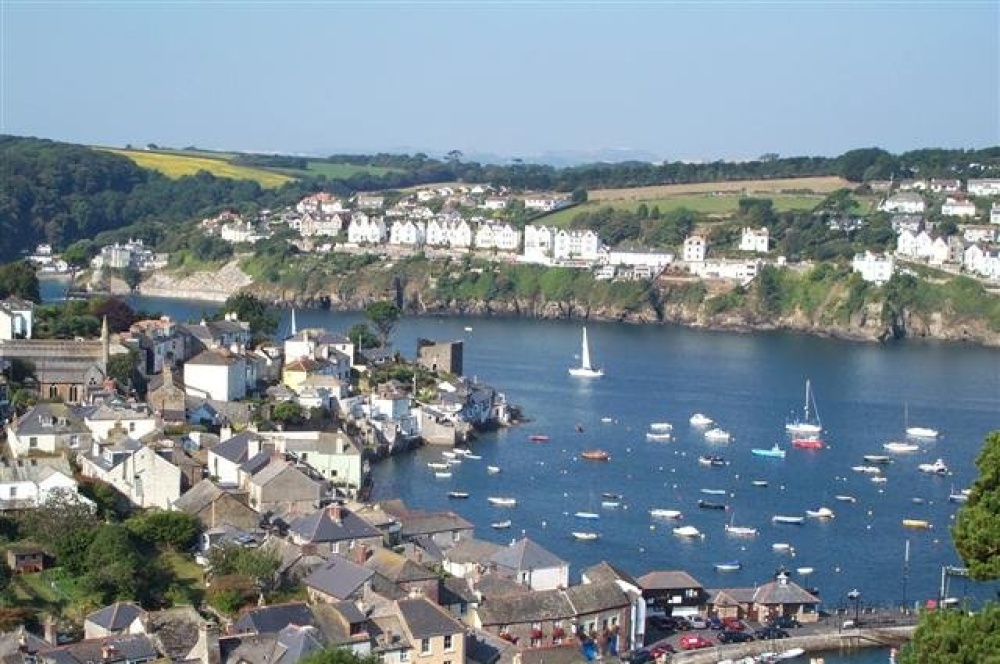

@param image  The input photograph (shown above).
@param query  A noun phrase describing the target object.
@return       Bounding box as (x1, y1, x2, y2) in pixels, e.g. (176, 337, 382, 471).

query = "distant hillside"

(101, 148, 294, 188)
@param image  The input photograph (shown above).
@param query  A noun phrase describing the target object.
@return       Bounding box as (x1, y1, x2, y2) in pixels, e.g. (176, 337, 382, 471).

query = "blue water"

(57, 284, 1000, 612)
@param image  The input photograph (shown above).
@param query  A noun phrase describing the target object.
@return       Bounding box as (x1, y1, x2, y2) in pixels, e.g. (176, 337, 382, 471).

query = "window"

(29, 437, 38, 449)
(68, 386, 78, 402)
(48, 385, 58, 399)
(398, 652, 408, 663)
(129, 422, 136, 432)
(9, 487, 16, 498)
(419, 638, 430, 655)
(443, 635, 453, 652)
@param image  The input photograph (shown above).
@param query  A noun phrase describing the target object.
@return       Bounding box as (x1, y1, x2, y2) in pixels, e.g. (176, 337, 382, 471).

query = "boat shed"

(636, 570, 706, 617)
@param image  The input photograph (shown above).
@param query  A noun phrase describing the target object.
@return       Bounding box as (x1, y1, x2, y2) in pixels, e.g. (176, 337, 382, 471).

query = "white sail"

(569, 327, 604, 378)
(785, 378, 822, 434)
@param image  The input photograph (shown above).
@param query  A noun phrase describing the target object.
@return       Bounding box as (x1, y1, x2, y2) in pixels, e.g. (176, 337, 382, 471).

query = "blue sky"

(2, 1, 998, 162)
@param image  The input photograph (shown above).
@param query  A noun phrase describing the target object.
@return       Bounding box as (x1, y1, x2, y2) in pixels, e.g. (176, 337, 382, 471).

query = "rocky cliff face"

(135, 265, 1000, 347)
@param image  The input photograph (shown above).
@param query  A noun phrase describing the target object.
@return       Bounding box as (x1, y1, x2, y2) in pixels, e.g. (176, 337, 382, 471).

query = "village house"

(739, 227, 770, 253)
(34, 634, 160, 664)
(440, 537, 503, 580)
(219, 220, 265, 244)
(682, 235, 707, 263)
(0, 297, 33, 340)
(636, 570, 706, 618)
(78, 437, 182, 510)
(941, 197, 977, 218)
(487, 537, 569, 592)
(364, 547, 441, 601)
(124, 316, 188, 375)
(0, 455, 82, 511)
(599, 248, 673, 273)
(389, 219, 426, 247)
(474, 222, 521, 252)
(81, 401, 160, 441)
(259, 430, 365, 494)
(898, 179, 928, 192)
(245, 454, 322, 516)
(296, 192, 347, 216)
(378, 597, 466, 664)
(184, 349, 249, 401)
(523, 194, 569, 212)
(398, 511, 475, 550)
(5, 402, 92, 457)
(964, 244, 1000, 279)
(180, 314, 252, 356)
(172, 478, 259, 530)
(84, 602, 147, 639)
(289, 503, 384, 556)
(968, 178, 1000, 197)
(207, 430, 268, 486)
(961, 225, 997, 244)
(482, 197, 509, 211)
(930, 178, 963, 194)
(356, 194, 385, 210)
(347, 214, 388, 245)
(6, 546, 47, 574)
(521, 225, 556, 263)
(991, 202, 1000, 225)
(300, 212, 348, 238)
(689, 259, 760, 285)
(304, 554, 376, 604)
(416, 339, 463, 376)
(552, 229, 601, 262)
(879, 192, 926, 214)
(852, 251, 895, 284)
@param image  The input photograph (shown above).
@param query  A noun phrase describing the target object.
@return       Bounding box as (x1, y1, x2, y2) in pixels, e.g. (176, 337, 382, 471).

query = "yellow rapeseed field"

(102, 149, 293, 188)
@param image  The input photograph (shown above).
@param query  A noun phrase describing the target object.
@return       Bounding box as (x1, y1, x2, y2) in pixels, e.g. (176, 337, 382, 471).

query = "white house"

(896, 229, 935, 259)
(941, 198, 977, 218)
(475, 222, 520, 252)
(964, 245, 1000, 279)
(260, 429, 364, 493)
(482, 197, 509, 211)
(898, 179, 928, 192)
(961, 225, 997, 244)
(852, 251, 895, 284)
(928, 237, 951, 265)
(688, 259, 760, 285)
(0, 456, 83, 510)
(930, 178, 963, 194)
(297, 193, 347, 216)
(524, 195, 568, 212)
(184, 350, 248, 402)
(992, 202, 1000, 225)
(968, 179, 1000, 197)
(879, 193, 926, 214)
(346, 215, 387, 245)
(83, 402, 160, 442)
(0, 297, 33, 340)
(356, 194, 385, 210)
(521, 225, 556, 263)
(6, 403, 91, 458)
(552, 229, 601, 262)
(600, 249, 673, 270)
(79, 440, 182, 510)
(489, 537, 569, 592)
(219, 222, 262, 244)
(682, 235, 707, 263)
(739, 227, 770, 253)
(300, 213, 347, 238)
(389, 220, 426, 246)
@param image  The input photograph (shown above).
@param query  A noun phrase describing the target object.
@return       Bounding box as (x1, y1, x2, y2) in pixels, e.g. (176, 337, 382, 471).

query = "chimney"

(247, 436, 261, 458)
(327, 504, 342, 523)
(353, 543, 369, 565)
(197, 623, 221, 664)
(220, 424, 233, 441)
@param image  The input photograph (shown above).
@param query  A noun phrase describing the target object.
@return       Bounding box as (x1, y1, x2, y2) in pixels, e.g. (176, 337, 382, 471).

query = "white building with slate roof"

(489, 537, 569, 591)
(0, 455, 82, 511)
(6, 403, 92, 457)
(84, 602, 147, 639)
(304, 554, 375, 604)
(289, 504, 383, 556)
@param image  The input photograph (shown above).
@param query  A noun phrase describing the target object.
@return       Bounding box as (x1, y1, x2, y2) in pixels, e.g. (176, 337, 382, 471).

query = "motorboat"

(907, 426, 939, 439)
(601, 500, 620, 509)
(574, 511, 600, 520)
(871, 476, 888, 484)
(491, 520, 512, 529)
(486, 465, 501, 474)
(698, 499, 728, 510)
(568, 327, 604, 378)
(672, 525, 704, 538)
(902, 519, 932, 530)
(434, 471, 452, 479)
(446, 458, 462, 466)
(572, 531, 600, 541)
(528, 434, 550, 443)
(725, 515, 758, 537)
(427, 462, 449, 470)
(751, 480, 769, 488)
(863, 454, 891, 464)
(851, 465, 883, 474)
(645, 432, 673, 442)
(698, 455, 727, 467)
(752, 445, 787, 459)
(772, 515, 805, 525)
(600, 416, 616, 424)
(700, 488, 728, 495)
(650, 422, 673, 432)
(949, 488, 970, 503)
(714, 561, 742, 571)
(463, 453, 482, 460)
(918, 458, 949, 475)
(785, 378, 823, 435)
(580, 449, 611, 461)
(884, 441, 920, 453)
(772, 542, 793, 552)
(487, 497, 517, 507)
(834, 495, 858, 503)
(447, 491, 469, 499)
(796, 567, 815, 576)
(689, 413, 714, 427)
(805, 507, 835, 519)
(650, 508, 683, 519)
(792, 437, 824, 450)
(601, 492, 623, 500)
(704, 428, 732, 443)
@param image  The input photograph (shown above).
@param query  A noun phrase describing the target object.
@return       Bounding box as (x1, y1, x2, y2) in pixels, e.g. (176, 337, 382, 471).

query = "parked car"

(707, 616, 725, 630)
(622, 649, 654, 664)
(754, 627, 790, 640)
(679, 634, 714, 650)
(647, 616, 672, 631)
(722, 617, 746, 631)
(650, 644, 676, 657)
(717, 630, 754, 644)
(768, 615, 802, 629)
(687, 616, 710, 629)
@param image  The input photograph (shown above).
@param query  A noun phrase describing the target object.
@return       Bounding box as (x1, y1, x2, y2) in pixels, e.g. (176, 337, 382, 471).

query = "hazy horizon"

(2, 1, 997, 162)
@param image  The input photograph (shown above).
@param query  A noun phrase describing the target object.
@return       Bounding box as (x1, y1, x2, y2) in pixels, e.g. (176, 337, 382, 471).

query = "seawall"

(671, 626, 915, 663)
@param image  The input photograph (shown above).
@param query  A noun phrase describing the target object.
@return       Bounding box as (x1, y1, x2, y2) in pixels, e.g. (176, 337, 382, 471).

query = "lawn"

(10, 568, 101, 616)
(101, 149, 294, 188)
(303, 160, 399, 178)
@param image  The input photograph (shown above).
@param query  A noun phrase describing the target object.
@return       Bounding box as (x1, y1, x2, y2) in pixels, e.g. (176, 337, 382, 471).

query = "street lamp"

(847, 589, 862, 627)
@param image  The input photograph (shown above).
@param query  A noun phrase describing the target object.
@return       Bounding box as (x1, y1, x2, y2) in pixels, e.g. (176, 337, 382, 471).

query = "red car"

(722, 617, 746, 631)
(679, 634, 714, 650)
(650, 644, 676, 657)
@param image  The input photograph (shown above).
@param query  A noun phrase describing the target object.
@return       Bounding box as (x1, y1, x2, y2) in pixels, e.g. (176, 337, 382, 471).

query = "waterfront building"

(739, 227, 770, 253)
(521, 224, 556, 264)
(706, 572, 821, 624)
(852, 251, 895, 284)
(683, 235, 707, 263)
(553, 229, 601, 262)
(389, 219, 426, 247)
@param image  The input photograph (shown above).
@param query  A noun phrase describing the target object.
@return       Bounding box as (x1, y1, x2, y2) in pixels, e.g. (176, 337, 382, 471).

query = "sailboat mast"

(581, 328, 591, 370)
(804, 379, 811, 421)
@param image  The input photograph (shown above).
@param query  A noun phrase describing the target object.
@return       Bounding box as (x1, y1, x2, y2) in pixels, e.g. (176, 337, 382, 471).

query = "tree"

(571, 188, 588, 204)
(218, 292, 279, 337)
(126, 510, 200, 551)
(952, 431, 1000, 580)
(107, 349, 145, 395)
(0, 261, 40, 302)
(272, 401, 304, 426)
(83, 524, 142, 602)
(206, 574, 257, 615)
(364, 301, 401, 346)
(90, 298, 138, 332)
(348, 323, 379, 351)
(899, 602, 1000, 663)
(207, 544, 280, 593)
(16, 488, 100, 575)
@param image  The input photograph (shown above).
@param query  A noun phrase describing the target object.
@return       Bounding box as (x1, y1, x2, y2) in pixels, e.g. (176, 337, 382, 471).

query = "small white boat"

(650, 508, 683, 519)
(949, 488, 970, 503)
(918, 458, 949, 475)
(714, 561, 742, 571)
(673, 525, 704, 538)
(704, 428, 732, 443)
(446, 458, 462, 466)
(650, 422, 673, 432)
(851, 465, 883, 474)
(772, 515, 805, 525)
(572, 531, 600, 541)
(441, 450, 457, 459)
(601, 500, 621, 509)
(447, 491, 469, 499)
(486, 465, 501, 474)
(700, 488, 727, 495)
(796, 567, 814, 576)
(806, 507, 835, 519)
(491, 519, 512, 529)
(871, 476, 888, 484)
(725, 524, 759, 537)
(689, 413, 714, 427)
(568, 327, 604, 378)
(464, 326, 473, 332)
(464, 454, 482, 460)
(772, 542, 793, 552)
(884, 441, 920, 453)
(487, 496, 517, 507)
(427, 462, 449, 470)
(600, 416, 615, 424)
(835, 495, 858, 503)
(574, 511, 600, 520)
(434, 471, 453, 479)
(774, 647, 806, 660)
(907, 426, 939, 439)
(645, 432, 673, 442)
(902, 518, 932, 530)
(752, 480, 769, 488)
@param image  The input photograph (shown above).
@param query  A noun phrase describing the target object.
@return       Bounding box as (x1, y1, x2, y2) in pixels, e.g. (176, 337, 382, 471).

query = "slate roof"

(289, 506, 380, 544)
(397, 597, 464, 640)
(477, 588, 575, 626)
(270, 624, 324, 664)
(444, 537, 502, 564)
(563, 581, 629, 615)
(242, 452, 279, 479)
(233, 602, 315, 635)
(187, 350, 238, 366)
(0, 456, 73, 483)
(465, 630, 518, 664)
(174, 479, 226, 513)
(212, 432, 263, 464)
(489, 538, 566, 574)
(441, 576, 478, 605)
(752, 577, 821, 605)
(399, 511, 474, 538)
(581, 561, 639, 587)
(304, 555, 375, 600)
(37, 634, 158, 664)
(364, 548, 437, 584)
(84, 601, 145, 631)
(145, 606, 203, 661)
(10, 403, 89, 436)
(473, 573, 533, 600)
(637, 570, 703, 591)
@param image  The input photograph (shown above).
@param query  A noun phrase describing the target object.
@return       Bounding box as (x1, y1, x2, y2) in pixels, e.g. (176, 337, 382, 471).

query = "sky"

(2, 1, 998, 163)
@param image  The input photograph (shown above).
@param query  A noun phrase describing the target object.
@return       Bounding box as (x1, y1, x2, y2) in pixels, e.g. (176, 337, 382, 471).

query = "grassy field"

(302, 160, 399, 178)
(102, 148, 294, 188)
(589, 176, 853, 201)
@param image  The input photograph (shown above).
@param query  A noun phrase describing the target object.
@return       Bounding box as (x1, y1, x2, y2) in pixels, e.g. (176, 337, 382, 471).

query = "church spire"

(101, 315, 109, 370)
(290, 308, 298, 337)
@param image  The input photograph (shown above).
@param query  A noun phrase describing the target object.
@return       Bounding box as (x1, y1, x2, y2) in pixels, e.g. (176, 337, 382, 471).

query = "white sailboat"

(568, 327, 604, 378)
(785, 379, 822, 435)
(905, 403, 939, 439)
